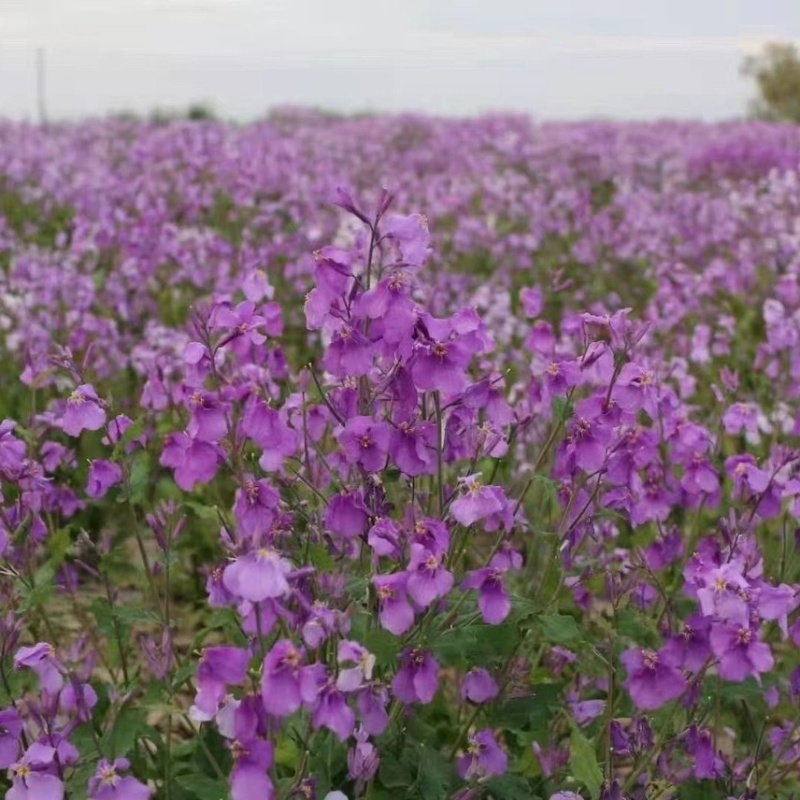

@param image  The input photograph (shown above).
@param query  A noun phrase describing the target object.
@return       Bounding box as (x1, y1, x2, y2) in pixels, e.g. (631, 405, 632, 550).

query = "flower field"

(2, 112, 800, 799)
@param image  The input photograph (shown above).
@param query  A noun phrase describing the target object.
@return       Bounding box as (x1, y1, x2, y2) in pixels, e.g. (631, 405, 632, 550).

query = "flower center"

(575, 418, 591, 437)
(100, 766, 119, 786)
(282, 649, 301, 669)
(737, 628, 752, 645)
(642, 649, 659, 670)
(377, 585, 394, 601)
(67, 390, 84, 406)
(12, 763, 31, 779)
(231, 740, 249, 761)
(431, 342, 448, 361)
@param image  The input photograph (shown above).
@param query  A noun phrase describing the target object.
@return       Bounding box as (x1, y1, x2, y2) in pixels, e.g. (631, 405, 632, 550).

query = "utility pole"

(36, 47, 47, 125)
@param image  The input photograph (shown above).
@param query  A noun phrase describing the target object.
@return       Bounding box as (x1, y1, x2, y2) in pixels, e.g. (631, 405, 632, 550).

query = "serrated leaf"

(569, 726, 603, 800)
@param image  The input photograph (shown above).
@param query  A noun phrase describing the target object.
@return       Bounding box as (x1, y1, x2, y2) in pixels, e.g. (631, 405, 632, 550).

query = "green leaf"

(128, 452, 151, 503)
(539, 614, 582, 645)
(486, 774, 541, 800)
(175, 774, 229, 800)
(362, 626, 400, 669)
(569, 726, 603, 800)
(185, 501, 221, 521)
(487, 684, 563, 734)
(274, 735, 300, 769)
(417, 745, 455, 800)
(103, 705, 150, 759)
(307, 542, 334, 571)
(379, 753, 415, 789)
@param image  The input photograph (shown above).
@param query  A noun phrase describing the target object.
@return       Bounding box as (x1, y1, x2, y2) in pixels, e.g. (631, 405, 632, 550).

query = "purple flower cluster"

(3, 114, 800, 800)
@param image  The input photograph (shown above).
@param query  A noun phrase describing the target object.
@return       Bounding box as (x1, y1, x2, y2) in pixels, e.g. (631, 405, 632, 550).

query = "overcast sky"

(2, 0, 799, 121)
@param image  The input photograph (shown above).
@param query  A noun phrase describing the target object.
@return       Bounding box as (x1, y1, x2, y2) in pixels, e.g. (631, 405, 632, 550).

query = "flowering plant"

(1, 114, 800, 800)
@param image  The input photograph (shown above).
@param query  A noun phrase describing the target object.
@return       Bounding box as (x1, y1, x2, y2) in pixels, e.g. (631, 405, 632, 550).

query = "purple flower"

(7, 743, 63, 800)
(613, 363, 657, 414)
(260, 640, 315, 718)
(621, 647, 686, 710)
(0, 421, 26, 472)
(460, 669, 499, 704)
(241, 399, 297, 472)
(388, 418, 436, 477)
(86, 459, 123, 499)
(311, 679, 355, 741)
(230, 738, 275, 800)
(356, 684, 390, 736)
(709, 622, 774, 682)
(60, 384, 106, 437)
(696, 562, 750, 627)
(383, 212, 430, 267)
(456, 729, 508, 780)
(60, 680, 98, 722)
(88, 759, 151, 800)
(462, 566, 511, 625)
(722, 402, 761, 440)
(191, 646, 250, 721)
(411, 335, 470, 395)
(356, 271, 417, 344)
(405, 543, 454, 609)
(373, 573, 415, 635)
(159, 433, 221, 491)
(366, 517, 402, 558)
(324, 324, 373, 377)
(337, 416, 390, 473)
(532, 741, 569, 778)
(543, 358, 581, 397)
(661, 616, 712, 672)
(685, 726, 719, 779)
(325, 491, 369, 539)
(185, 390, 228, 443)
(223, 547, 292, 602)
(391, 648, 439, 704)
(348, 729, 379, 788)
(14, 643, 63, 694)
(233, 476, 280, 540)
(302, 602, 338, 649)
(450, 476, 506, 527)
(569, 698, 606, 726)
(0, 708, 23, 769)
(336, 640, 375, 693)
(212, 300, 267, 347)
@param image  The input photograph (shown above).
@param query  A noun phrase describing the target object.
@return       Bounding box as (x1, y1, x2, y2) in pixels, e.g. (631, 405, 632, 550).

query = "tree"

(742, 42, 800, 123)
